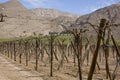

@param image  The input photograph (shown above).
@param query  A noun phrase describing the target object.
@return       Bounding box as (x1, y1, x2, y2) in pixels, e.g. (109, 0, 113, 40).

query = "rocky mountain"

(31, 8, 80, 32)
(31, 8, 79, 20)
(0, 0, 80, 38)
(72, 2, 120, 39)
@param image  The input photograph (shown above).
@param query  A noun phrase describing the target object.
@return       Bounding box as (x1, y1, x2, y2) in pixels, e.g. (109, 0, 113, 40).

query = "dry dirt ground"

(0, 54, 43, 80)
(1, 50, 120, 80)
(14, 51, 120, 80)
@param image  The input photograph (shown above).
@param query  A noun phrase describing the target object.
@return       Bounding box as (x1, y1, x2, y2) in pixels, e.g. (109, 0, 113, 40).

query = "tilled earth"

(0, 55, 43, 80)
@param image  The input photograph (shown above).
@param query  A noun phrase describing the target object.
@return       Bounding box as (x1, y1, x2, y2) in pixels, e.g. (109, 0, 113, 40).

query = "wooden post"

(7, 42, 10, 58)
(25, 41, 28, 66)
(10, 42, 13, 59)
(49, 32, 57, 77)
(88, 19, 106, 80)
(102, 28, 111, 80)
(72, 29, 83, 80)
(35, 38, 39, 71)
(50, 34, 54, 77)
(19, 40, 22, 64)
(13, 41, 16, 61)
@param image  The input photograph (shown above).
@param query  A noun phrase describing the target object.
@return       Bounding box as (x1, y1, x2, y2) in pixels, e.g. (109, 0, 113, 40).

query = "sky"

(0, 0, 120, 14)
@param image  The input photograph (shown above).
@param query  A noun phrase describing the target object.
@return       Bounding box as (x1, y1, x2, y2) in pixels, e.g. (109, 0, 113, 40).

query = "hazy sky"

(0, 0, 120, 14)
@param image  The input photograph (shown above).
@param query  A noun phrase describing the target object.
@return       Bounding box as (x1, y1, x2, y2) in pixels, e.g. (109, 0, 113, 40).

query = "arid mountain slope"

(0, 0, 80, 38)
(32, 8, 79, 20)
(32, 8, 80, 29)
(72, 2, 120, 39)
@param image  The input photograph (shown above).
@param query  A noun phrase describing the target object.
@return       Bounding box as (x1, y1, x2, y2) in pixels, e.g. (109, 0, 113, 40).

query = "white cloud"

(21, 0, 61, 8)
(19, 0, 119, 14)
(102, 0, 115, 5)
(21, 0, 48, 7)
(90, 8, 98, 12)
(89, 0, 118, 12)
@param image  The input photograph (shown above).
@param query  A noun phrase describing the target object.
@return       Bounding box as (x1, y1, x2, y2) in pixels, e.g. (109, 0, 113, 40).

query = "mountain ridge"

(0, 0, 80, 38)
(31, 8, 80, 20)
(72, 2, 120, 39)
